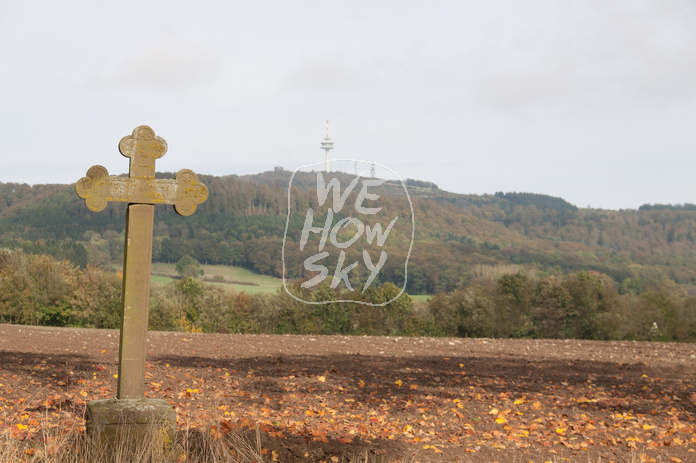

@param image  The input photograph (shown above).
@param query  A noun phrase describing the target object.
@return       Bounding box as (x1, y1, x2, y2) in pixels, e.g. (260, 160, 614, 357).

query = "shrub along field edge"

(1, 248, 694, 341)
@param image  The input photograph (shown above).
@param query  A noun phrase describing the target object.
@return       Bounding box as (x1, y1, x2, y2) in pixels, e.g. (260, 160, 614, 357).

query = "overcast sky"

(2, 1, 695, 210)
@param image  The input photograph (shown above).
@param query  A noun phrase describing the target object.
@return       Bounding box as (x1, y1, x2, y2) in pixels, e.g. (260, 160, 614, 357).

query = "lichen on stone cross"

(75, 125, 208, 216)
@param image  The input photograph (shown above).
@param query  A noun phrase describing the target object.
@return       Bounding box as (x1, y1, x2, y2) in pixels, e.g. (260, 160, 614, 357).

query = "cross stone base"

(85, 398, 176, 454)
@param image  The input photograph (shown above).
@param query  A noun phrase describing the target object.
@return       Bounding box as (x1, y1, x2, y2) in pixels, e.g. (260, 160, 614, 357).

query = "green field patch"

(150, 263, 282, 295)
(151, 275, 174, 285)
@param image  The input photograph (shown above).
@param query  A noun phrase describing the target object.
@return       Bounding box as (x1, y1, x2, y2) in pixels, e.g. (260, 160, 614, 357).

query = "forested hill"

(1, 170, 695, 295)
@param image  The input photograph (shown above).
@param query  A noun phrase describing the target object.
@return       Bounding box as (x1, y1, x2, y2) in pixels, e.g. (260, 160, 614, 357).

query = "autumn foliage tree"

(0, 249, 78, 326)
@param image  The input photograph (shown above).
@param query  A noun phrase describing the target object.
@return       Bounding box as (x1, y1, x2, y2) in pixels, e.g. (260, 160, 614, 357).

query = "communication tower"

(371, 163, 376, 178)
(320, 120, 334, 173)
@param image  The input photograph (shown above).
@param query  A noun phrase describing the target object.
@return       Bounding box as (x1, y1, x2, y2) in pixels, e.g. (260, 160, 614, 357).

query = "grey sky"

(1, 1, 695, 210)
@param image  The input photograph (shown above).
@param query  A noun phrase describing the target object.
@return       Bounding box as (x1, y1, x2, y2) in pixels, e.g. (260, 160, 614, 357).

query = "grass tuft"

(0, 418, 266, 463)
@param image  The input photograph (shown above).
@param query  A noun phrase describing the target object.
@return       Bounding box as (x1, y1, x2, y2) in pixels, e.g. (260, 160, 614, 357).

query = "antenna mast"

(320, 120, 334, 173)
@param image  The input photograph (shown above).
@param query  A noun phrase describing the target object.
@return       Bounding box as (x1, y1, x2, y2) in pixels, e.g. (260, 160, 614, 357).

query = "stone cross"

(76, 125, 207, 399)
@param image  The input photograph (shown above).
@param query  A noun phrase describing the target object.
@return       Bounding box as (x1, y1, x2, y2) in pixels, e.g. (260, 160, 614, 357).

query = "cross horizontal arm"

(75, 166, 208, 216)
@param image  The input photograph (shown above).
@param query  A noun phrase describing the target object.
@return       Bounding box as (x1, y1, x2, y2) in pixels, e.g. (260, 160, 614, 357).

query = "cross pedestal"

(76, 126, 208, 452)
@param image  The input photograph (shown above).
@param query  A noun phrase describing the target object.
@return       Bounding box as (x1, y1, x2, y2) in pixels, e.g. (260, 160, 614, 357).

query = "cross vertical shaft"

(117, 203, 155, 399)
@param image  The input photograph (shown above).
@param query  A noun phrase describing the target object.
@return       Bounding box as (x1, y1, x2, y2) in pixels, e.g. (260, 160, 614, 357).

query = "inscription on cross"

(76, 125, 208, 400)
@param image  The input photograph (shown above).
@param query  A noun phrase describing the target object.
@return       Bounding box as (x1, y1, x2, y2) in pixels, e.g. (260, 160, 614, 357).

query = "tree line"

(2, 249, 694, 342)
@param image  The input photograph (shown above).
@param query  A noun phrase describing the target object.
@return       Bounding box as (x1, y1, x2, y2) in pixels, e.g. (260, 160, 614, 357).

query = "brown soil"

(1, 324, 695, 462)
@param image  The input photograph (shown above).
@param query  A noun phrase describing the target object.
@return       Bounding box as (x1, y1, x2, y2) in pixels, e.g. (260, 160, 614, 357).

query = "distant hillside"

(1, 170, 696, 295)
